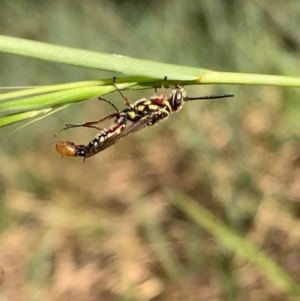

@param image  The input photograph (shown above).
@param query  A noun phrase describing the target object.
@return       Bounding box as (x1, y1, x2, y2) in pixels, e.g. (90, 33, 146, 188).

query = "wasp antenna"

(185, 94, 234, 101)
(98, 97, 120, 113)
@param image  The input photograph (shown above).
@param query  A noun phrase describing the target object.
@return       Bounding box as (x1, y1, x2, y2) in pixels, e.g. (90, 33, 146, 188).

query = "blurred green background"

(1, 1, 300, 300)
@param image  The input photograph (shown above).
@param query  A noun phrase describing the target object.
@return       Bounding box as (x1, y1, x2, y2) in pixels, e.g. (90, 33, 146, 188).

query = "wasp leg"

(152, 76, 168, 105)
(162, 76, 167, 89)
(113, 77, 131, 107)
(154, 76, 168, 96)
(54, 112, 119, 136)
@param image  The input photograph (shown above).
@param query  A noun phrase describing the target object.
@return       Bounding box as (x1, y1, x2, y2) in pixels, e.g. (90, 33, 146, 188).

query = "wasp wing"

(85, 113, 155, 157)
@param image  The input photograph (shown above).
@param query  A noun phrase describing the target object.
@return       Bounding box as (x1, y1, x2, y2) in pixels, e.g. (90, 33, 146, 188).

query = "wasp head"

(169, 85, 186, 112)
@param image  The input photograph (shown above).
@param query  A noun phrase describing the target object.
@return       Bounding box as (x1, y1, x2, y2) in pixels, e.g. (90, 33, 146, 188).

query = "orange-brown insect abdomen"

(55, 141, 77, 157)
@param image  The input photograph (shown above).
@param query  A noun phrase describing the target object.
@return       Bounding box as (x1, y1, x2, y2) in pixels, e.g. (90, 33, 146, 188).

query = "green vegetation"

(1, 1, 300, 301)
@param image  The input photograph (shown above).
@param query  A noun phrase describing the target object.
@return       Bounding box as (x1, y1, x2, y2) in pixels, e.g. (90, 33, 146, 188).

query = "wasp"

(55, 113, 155, 160)
(55, 80, 234, 160)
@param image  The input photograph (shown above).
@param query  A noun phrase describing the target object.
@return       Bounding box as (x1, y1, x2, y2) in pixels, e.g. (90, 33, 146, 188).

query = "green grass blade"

(0, 80, 148, 128)
(0, 77, 157, 102)
(0, 82, 138, 112)
(202, 72, 300, 87)
(1, 35, 300, 86)
(0, 86, 115, 111)
(0, 108, 52, 127)
(0, 35, 204, 81)
(8, 106, 67, 134)
(172, 193, 300, 300)
(0, 80, 106, 101)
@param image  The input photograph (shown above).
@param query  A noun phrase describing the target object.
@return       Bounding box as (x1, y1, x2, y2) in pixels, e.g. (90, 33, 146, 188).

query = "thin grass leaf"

(0, 80, 105, 101)
(1, 35, 300, 86)
(0, 80, 153, 128)
(0, 83, 138, 112)
(172, 193, 300, 300)
(0, 109, 52, 127)
(0, 35, 204, 81)
(8, 106, 67, 134)
(0, 86, 115, 112)
(0, 76, 157, 102)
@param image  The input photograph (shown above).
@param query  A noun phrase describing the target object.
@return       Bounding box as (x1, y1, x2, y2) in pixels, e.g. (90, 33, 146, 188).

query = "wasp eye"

(176, 92, 183, 105)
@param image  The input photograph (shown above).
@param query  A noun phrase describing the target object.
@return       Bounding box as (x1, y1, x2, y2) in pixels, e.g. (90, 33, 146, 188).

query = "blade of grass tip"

(0, 86, 113, 112)
(8, 106, 67, 135)
(0, 80, 106, 101)
(0, 108, 52, 127)
(0, 75, 162, 97)
(0, 76, 152, 103)
(0, 35, 204, 80)
(0, 82, 140, 112)
(171, 193, 300, 299)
